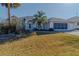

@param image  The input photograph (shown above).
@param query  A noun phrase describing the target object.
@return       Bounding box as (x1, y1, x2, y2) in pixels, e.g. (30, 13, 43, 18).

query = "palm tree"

(1, 3, 21, 33)
(33, 10, 47, 30)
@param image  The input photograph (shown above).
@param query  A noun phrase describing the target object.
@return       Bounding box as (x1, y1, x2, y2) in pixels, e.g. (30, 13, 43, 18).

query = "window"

(54, 23, 67, 29)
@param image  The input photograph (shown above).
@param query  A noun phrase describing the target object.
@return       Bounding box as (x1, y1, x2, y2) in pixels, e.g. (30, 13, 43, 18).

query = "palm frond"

(1, 3, 13, 8)
(12, 3, 21, 8)
(1, 3, 21, 8)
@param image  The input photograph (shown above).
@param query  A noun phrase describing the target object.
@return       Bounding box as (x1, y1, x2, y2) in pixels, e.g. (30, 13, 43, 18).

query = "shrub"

(49, 28, 54, 31)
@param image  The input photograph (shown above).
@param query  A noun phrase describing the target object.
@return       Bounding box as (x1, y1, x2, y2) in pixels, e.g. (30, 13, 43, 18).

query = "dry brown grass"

(0, 33, 79, 56)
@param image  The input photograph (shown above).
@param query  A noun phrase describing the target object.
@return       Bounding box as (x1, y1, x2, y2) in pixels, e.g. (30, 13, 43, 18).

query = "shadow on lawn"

(35, 31, 60, 35)
(0, 32, 32, 44)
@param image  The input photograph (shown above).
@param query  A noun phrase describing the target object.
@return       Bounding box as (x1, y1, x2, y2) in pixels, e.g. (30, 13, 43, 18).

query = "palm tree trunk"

(8, 3, 11, 33)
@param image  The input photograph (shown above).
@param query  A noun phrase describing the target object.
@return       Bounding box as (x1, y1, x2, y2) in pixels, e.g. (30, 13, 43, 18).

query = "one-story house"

(23, 16, 79, 32)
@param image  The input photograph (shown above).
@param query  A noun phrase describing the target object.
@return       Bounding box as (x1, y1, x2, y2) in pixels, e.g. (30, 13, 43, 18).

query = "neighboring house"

(10, 16, 23, 31)
(2, 16, 23, 31)
(68, 16, 79, 30)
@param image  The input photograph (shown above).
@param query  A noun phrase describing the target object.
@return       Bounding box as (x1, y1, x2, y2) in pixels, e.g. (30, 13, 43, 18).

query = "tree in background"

(33, 10, 48, 30)
(1, 3, 21, 33)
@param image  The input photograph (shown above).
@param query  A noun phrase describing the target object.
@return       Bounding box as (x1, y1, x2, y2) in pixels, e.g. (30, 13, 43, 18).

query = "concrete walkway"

(66, 30, 79, 36)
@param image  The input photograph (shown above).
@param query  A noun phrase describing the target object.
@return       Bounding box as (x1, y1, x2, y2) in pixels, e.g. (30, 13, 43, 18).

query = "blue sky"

(0, 3, 79, 19)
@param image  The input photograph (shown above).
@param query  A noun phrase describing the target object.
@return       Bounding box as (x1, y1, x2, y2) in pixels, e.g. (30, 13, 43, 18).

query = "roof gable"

(67, 16, 79, 22)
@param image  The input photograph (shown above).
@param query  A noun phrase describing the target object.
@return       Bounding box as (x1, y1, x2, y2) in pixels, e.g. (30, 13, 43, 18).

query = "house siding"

(67, 22, 76, 31)
(20, 16, 79, 32)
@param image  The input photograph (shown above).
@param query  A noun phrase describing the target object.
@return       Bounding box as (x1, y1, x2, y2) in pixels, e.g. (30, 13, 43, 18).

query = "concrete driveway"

(66, 30, 79, 36)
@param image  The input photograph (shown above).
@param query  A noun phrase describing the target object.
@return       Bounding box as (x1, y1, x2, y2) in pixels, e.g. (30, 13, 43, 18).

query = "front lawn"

(0, 32, 79, 56)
